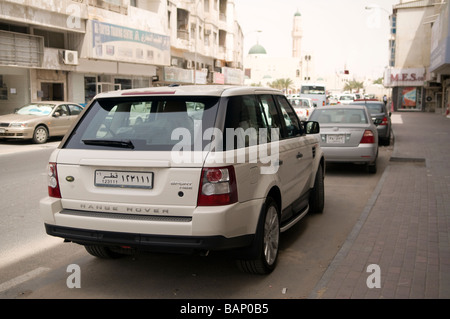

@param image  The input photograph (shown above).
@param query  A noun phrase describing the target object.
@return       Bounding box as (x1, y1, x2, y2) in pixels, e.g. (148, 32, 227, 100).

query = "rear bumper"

(322, 144, 378, 163)
(40, 196, 263, 252)
(45, 223, 254, 252)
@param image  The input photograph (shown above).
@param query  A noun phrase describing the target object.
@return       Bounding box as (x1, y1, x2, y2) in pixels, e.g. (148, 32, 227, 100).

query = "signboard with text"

(384, 67, 425, 87)
(91, 20, 170, 66)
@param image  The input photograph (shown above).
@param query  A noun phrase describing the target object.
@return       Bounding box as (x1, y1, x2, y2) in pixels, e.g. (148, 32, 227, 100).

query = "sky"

(234, 0, 399, 80)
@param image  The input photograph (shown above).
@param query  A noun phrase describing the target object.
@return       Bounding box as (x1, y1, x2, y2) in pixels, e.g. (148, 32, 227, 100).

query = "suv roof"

(95, 85, 283, 99)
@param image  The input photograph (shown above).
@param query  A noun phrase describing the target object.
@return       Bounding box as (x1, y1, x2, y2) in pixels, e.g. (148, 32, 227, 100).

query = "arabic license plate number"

(326, 134, 345, 144)
(95, 170, 153, 189)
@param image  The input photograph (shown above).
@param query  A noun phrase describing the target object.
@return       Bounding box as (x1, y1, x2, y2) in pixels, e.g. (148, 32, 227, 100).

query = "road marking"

(0, 267, 50, 293)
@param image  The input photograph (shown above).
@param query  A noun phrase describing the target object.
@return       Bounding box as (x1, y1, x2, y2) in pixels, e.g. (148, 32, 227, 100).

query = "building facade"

(384, 0, 444, 113)
(0, 0, 244, 115)
(429, 0, 450, 116)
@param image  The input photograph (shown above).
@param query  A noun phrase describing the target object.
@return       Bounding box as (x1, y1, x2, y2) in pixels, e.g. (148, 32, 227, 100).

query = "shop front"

(384, 67, 426, 111)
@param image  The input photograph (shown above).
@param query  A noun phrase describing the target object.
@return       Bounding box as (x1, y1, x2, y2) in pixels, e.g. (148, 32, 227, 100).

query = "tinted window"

(68, 104, 83, 116)
(64, 96, 219, 151)
(224, 95, 270, 148)
(274, 95, 303, 138)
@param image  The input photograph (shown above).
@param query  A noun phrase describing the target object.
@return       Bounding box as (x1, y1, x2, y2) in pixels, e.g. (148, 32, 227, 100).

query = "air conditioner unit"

(63, 50, 78, 65)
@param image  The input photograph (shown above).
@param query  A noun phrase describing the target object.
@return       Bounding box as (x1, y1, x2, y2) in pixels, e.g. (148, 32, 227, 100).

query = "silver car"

(309, 105, 378, 173)
(0, 101, 84, 144)
(351, 100, 392, 146)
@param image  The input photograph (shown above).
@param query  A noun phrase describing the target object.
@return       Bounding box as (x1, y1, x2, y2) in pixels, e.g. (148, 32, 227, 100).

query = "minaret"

(292, 9, 303, 58)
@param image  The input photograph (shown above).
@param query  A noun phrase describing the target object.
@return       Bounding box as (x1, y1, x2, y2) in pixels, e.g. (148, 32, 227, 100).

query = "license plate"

(95, 170, 153, 189)
(326, 134, 345, 144)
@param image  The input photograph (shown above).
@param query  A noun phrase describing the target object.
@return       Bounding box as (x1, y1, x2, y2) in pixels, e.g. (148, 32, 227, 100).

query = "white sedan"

(289, 97, 315, 121)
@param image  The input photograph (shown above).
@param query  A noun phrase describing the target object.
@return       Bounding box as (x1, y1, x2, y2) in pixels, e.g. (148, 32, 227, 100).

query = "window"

(65, 96, 220, 151)
(274, 95, 302, 138)
(68, 104, 83, 116)
(33, 29, 64, 49)
(310, 108, 368, 124)
(225, 95, 269, 148)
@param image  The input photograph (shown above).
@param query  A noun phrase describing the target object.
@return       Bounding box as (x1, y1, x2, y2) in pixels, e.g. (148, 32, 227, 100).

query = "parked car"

(351, 100, 392, 145)
(309, 104, 378, 173)
(328, 95, 339, 105)
(0, 101, 84, 144)
(40, 85, 325, 275)
(289, 97, 315, 120)
(337, 93, 357, 104)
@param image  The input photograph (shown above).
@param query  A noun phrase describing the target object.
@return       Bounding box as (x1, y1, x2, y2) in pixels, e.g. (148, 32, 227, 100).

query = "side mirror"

(305, 121, 320, 134)
(53, 112, 60, 117)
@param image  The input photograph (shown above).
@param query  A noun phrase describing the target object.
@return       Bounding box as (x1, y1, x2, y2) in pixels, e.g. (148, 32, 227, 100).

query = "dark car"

(351, 100, 392, 145)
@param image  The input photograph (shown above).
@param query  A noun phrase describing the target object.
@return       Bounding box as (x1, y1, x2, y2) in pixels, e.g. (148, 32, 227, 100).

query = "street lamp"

(304, 55, 311, 81)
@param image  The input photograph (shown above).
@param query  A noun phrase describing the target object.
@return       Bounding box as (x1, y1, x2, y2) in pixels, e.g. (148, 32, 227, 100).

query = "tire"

(309, 164, 324, 214)
(367, 161, 377, 174)
(84, 245, 123, 259)
(236, 197, 280, 275)
(33, 125, 48, 144)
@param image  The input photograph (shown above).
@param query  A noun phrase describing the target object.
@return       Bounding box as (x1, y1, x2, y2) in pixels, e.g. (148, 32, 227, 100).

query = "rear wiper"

(82, 139, 135, 149)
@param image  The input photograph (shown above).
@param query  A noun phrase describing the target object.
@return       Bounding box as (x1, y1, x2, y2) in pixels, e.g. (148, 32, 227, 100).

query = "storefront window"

(397, 86, 422, 111)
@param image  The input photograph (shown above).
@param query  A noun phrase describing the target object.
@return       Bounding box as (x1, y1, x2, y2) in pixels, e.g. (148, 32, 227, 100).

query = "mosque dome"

(248, 43, 267, 55)
(294, 10, 301, 16)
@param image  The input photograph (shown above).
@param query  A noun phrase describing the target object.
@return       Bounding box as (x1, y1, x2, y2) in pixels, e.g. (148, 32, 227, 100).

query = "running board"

(280, 205, 309, 233)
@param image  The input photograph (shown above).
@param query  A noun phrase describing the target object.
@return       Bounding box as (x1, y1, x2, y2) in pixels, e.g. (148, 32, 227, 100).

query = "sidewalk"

(309, 112, 450, 299)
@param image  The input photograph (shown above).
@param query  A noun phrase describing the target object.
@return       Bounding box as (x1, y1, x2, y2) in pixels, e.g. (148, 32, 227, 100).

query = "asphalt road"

(0, 138, 393, 299)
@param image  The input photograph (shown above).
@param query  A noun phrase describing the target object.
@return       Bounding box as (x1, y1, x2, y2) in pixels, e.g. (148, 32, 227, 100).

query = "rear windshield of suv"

(63, 96, 220, 151)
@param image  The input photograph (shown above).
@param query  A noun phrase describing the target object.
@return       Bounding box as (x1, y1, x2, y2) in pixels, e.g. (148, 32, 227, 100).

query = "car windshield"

(339, 95, 354, 101)
(64, 96, 220, 151)
(300, 86, 325, 94)
(353, 103, 384, 114)
(310, 108, 368, 124)
(15, 104, 54, 116)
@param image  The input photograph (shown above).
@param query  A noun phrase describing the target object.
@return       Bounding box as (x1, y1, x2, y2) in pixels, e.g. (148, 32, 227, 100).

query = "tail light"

(360, 130, 375, 144)
(323, 101, 325, 106)
(47, 162, 61, 198)
(380, 116, 388, 125)
(197, 166, 238, 206)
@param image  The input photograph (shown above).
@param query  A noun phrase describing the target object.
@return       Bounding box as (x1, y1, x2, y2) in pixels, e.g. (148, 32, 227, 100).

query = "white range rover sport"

(40, 85, 325, 274)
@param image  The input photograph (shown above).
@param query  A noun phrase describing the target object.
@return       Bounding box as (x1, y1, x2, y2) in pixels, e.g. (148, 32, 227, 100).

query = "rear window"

(63, 96, 220, 151)
(300, 86, 325, 95)
(310, 108, 368, 124)
(353, 103, 384, 114)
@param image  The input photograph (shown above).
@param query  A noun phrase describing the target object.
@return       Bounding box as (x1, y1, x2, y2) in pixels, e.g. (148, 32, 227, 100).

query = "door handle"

(296, 152, 303, 159)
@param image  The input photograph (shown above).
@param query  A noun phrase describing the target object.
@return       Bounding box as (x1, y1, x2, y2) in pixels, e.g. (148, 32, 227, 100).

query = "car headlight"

(10, 123, 27, 128)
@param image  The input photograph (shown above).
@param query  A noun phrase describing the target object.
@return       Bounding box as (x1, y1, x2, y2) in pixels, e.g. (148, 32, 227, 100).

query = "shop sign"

(213, 72, 225, 84)
(164, 67, 193, 83)
(91, 20, 170, 66)
(384, 68, 425, 87)
(223, 67, 244, 85)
